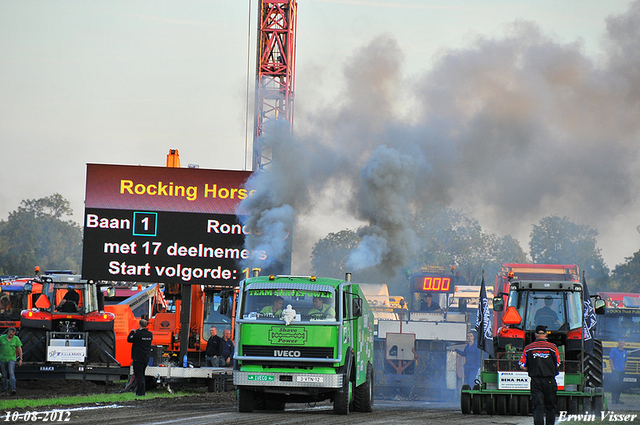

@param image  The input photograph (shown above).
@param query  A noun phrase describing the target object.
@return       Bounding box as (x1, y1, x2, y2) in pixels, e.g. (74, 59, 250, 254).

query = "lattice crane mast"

(252, 0, 297, 171)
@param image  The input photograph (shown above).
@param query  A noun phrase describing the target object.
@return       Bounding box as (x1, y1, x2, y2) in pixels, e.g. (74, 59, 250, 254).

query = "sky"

(1, 0, 639, 274)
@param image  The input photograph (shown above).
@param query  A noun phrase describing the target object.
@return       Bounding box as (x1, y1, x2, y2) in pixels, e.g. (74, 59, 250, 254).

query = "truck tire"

(87, 330, 116, 363)
(460, 385, 471, 414)
(592, 395, 603, 413)
(584, 340, 604, 388)
(333, 374, 351, 415)
(354, 363, 374, 412)
(19, 328, 46, 362)
(238, 388, 255, 413)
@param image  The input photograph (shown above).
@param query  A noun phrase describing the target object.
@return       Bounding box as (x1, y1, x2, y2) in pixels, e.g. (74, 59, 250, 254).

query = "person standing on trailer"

(609, 339, 627, 404)
(454, 331, 482, 387)
(519, 325, 560, 425)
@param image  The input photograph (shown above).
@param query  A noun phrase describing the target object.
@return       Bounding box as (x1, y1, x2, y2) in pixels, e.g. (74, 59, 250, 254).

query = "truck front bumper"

(234, 371, 343, 389)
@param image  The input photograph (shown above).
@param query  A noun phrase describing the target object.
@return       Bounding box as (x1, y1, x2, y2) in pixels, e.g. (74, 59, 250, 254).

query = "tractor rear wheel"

(584, 340, 604, 388)
(19, 328, 46, 362)
(87, 330, 116, 363)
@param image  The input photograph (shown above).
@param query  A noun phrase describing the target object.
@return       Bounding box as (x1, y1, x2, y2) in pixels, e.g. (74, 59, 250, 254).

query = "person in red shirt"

(519, 325, 561, 425)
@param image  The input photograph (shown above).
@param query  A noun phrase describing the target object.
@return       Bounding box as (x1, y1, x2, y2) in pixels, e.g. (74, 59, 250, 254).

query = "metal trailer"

(374, 311, 467, 400)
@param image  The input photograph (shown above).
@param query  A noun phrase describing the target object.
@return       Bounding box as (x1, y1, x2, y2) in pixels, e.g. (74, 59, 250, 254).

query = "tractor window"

(566, 291, 583, 331)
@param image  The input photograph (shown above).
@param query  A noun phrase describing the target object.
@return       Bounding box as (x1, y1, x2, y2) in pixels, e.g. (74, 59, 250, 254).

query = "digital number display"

(413, 275, 453, 293)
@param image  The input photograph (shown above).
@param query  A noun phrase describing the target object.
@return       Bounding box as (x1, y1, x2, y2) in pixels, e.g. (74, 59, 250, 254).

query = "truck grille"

(242, 345, 334, 359)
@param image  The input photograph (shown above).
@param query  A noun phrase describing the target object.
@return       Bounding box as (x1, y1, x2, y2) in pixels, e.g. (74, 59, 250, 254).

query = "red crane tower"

(252, 0, 297, 171)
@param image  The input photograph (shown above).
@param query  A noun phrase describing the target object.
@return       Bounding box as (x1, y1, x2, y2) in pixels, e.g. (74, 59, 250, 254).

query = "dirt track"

(5, 380, 640, 425)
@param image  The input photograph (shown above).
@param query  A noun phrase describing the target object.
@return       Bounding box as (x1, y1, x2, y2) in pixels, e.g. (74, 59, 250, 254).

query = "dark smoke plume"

(239, 2, 640, 274)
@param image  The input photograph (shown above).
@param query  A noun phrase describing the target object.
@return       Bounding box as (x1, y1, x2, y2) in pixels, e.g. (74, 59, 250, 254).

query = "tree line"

(1, 194, 639, 297)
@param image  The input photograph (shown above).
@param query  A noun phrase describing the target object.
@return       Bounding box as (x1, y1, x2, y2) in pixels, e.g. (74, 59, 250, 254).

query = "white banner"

(498, 371, 565, 390)
(47, 346, 87, 362)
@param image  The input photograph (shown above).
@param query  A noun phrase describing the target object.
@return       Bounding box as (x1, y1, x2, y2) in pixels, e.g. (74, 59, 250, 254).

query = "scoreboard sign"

(412, 274, 454, 293)
(81, 163, 259, 286)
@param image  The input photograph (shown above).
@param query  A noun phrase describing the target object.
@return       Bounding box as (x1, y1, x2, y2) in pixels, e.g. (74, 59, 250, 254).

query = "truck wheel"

(87, 330, 116, 363)
(472, 393, 482, 414)
(19, 328, 46, 362)
(485, 394, 496, 415)
(460, 385, 471, 414)
(354, 363, 374, 412)
(519, 395, 530, 416)
(496, 394, 507, 415)
(333, 374, 351, 415)
(508, 395, 519, 415)
(238, 388, 255, 413)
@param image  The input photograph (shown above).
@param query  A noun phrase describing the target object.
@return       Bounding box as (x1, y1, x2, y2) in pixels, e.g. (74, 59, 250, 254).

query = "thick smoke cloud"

(240, 2, 640, 275)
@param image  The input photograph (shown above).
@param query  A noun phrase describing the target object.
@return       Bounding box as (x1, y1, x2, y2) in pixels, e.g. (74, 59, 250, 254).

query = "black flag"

(476, 275, 494, 357)
(582, 274, 597, 355)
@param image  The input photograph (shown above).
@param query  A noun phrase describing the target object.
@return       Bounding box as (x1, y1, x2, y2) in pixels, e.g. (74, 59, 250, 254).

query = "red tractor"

(20, 273, 116, 365)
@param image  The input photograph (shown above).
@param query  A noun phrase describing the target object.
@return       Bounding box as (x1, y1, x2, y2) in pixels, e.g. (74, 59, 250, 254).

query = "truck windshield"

(240, 285, 337, 322)
(203, 291, 233, 336)
(508, 290, 582, 331)
(0, 291, 24, 321)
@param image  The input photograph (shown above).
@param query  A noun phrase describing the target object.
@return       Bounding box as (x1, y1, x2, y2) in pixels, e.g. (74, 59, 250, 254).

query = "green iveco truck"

(233, 273, 374, 414)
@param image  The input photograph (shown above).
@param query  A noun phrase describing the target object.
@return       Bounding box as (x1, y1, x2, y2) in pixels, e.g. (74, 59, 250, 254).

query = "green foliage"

(529, 215, 609, 288)
(609, 250, 640, 293)
(0, 194, 82, 275)
(311, 229, 360, 279)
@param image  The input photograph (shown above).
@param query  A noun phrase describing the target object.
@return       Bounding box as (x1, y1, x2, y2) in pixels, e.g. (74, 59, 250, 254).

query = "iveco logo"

(274, 350, 301, 357)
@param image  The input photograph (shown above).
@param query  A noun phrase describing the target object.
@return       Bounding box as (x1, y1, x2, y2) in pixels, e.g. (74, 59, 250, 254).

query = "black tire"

(472, 392, 482, 414)
(496, 395, 507, 415)
(461, 385, 471, 414)
(238, 388, 255, 413)
(584, 340, 604, 388)
(519, 395, 530, 416)
(509, 395, 519, 415)
(19, 328, 46, 362)
(568, 396, 578, 414)
(87, 330, 116, 363)
(254, 394, 266, 410)
(592, 395, 603, 413)
(354, 363, 374, 412)
(333, 374, 351, 415)
(485, 394, 495, 415)
(557, 396, 567, 413)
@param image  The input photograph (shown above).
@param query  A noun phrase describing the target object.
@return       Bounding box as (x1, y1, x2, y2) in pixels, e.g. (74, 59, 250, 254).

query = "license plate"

(248, 375, 274, 382)
(296, 376, 323, 383)
(623, 377, 637, 383)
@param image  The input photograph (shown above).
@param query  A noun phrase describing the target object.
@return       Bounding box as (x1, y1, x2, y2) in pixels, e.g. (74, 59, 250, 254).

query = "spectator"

(0, 328, 22, 396)
(454, 331, 482, 387)
(220, 329, 234, 366)
(205, 327, 223, 367)
(127, 319, 153, 397)
(609, 339, 627, 404)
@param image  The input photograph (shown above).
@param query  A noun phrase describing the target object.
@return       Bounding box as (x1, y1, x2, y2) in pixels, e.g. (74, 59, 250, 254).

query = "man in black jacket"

(127, 319, 153, 396)
(206, 327, 223, 367)
(519, 325, 561, 425)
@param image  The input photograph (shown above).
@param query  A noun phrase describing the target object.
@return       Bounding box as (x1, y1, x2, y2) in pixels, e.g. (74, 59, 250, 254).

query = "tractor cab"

(494, 280, 594, 356)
